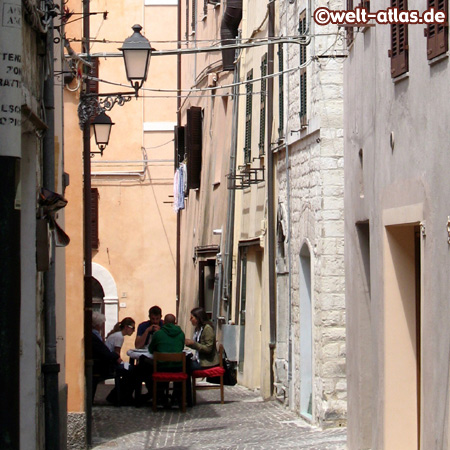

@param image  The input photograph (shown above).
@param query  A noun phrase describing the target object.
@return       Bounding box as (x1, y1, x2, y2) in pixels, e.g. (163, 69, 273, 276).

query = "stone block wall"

(275, 0, 346, 429)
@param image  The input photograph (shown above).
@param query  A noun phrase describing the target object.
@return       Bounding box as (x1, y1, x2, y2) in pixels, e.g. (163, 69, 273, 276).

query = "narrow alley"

(90, 384, 346, 449)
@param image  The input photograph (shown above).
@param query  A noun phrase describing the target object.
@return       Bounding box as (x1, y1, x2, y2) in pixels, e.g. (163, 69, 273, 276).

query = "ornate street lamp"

(120, 24, 155, 93)
(91, 112, 114, 156)
(78, 24, 154, 151)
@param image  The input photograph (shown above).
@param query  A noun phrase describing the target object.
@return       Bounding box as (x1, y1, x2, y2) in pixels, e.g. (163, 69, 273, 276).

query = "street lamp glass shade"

(120, 24, 154, 92)
(92, 112, 114, 150)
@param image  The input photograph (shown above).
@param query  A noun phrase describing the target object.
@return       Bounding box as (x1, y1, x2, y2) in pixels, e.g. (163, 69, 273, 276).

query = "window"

(174, 125, 185, 169)
(91, 188, 99, 250)
(278, 44, 284, 139)
(259, 54, 267, 156)
(426, 0, 448, 59)
(186, 107, 203, 190)
(389, 0, 408, 77)
(299, 11, 307, 127)
(244, 69, 253, 164)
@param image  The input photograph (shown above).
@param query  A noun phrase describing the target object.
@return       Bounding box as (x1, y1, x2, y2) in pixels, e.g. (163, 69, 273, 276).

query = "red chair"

(191, 344, 226, 405)
(152, 352, 188, 412)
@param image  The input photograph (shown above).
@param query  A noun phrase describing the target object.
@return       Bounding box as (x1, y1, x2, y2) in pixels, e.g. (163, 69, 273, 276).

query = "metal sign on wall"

(0, 0, 22, 158)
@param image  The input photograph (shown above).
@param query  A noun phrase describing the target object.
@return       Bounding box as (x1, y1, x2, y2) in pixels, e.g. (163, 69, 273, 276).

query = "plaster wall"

(64, 0, 177, 440)
(178, 1, 235, 338)
(275, 0, 346, 428)
(344, 2, 450, 446)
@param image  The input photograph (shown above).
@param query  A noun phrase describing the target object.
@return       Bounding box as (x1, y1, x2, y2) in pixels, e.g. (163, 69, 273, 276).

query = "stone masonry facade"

(275, 0, 346, 428)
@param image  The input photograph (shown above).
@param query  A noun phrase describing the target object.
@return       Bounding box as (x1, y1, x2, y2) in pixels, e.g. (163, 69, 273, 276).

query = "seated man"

(135, 305, 164, 349)
(148, 314, 191, 407)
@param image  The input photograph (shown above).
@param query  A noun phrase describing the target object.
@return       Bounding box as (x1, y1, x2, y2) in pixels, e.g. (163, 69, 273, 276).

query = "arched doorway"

(92, 263, 119, 338)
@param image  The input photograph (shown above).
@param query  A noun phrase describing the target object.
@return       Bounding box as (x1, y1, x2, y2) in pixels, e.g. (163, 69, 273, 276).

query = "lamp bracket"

(78, 92, 134, 129)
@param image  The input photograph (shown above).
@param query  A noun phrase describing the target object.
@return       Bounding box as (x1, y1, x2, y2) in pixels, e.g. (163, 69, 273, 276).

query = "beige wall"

(64, 0, 177, 418)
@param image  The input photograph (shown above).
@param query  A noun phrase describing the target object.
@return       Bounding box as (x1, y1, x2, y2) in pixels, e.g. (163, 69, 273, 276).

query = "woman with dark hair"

(105, 317, 135, 357)
(185, 307, 220, 371)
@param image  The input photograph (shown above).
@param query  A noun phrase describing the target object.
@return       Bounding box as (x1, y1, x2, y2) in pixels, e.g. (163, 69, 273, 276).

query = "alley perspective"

(1, 0, 449, 449)
(88, 384, 346, 449)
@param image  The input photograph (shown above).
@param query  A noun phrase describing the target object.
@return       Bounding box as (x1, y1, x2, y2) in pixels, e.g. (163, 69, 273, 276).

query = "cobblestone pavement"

(92, 383, 346, 449)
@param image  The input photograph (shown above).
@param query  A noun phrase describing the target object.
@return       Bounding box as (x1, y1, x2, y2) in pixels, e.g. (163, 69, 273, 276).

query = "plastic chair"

(191, 344, 226, 405)
(152, 352, 188, 412)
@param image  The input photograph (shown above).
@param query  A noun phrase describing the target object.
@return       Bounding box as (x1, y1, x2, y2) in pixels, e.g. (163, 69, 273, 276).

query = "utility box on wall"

(222, 324, 242, 362)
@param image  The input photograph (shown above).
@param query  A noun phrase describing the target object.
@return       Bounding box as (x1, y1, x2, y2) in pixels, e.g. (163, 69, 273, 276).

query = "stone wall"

(275, 0, 346, 428)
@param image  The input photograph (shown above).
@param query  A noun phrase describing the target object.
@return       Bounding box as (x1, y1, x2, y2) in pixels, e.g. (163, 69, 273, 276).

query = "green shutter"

(244, 69, 253, 164)
(278, 44, 284, 138)
(299, 12, 307, 127)
(259, 54, 267, 156)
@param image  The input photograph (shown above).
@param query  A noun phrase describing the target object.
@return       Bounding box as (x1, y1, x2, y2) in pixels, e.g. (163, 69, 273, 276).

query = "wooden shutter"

(389, 0, 409, 77)
(192, 0, 197, 32)
(89, 57, 99, 94)
(259, 54, 267, 156)
(299, 12, 307, 127)
(91, 188, 99, 250)
(278, 44, 284, 139)
(186, 0, 190, 40)
(186, 107, 202, 190)
(426, 0, 448, 59)
(346, 0, 354, 46)
(174, 126, 185, 169)
(244, 69, 253, 164)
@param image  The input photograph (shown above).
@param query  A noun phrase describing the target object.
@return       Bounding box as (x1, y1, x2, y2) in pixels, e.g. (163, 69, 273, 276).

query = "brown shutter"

(426, 0, 448, 59)
(346, 0, 354, 46)
(186, 107, 203, 190)
(91, 188, 99, 250)
(174, 126, 185, 170)
(89, 57, 99, 94)
(390, 0, 409, 77)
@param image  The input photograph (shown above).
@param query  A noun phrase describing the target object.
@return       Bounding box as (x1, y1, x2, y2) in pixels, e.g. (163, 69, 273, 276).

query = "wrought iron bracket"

(77, 92, 135, 129)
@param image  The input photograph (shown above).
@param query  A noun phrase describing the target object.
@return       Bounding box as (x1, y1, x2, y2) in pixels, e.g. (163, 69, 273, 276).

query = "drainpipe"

(82, 0, 94, 446)
(176, 0, 182, 318)
(42, 11, 61, 450)
(267, 0, 276, 396)
(0, 0, 22, 446)
(222, 46, 241, 320)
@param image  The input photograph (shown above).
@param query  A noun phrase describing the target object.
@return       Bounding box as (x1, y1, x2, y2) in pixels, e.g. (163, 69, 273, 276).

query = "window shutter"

(346, 0, 354, 46)
(89, 57, 99, 94)
(244, 69, 253, 164)
(192, 0, 197, 32)
(186, 0, 190, 40)
(186, 107, 202, 190)
(426, 0, 448, 59)
(174, 126, 185, 169)
(390, 0, 409, 77)
(91, 188, 99, 250)
(259, 54, 267, 156)
(203, 0, 208, 15)
(278, 44, 284, 139)
(299, 12, 307, 127)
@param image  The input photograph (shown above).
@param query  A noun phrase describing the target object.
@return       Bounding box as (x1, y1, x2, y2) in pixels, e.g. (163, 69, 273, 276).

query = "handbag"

(206, 348, 237, 386)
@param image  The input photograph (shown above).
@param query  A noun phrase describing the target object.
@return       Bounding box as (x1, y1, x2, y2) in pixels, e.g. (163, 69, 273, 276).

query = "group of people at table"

(92, 305, 220, 408)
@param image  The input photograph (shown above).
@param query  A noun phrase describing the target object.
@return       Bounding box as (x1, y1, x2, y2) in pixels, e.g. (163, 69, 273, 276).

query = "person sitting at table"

(185, 307, 220, 371)
(105, 317, 135, 357)
(91, 312, 134, 405)
(148, 313, 188, 408)
(135, 305, 164, 349)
